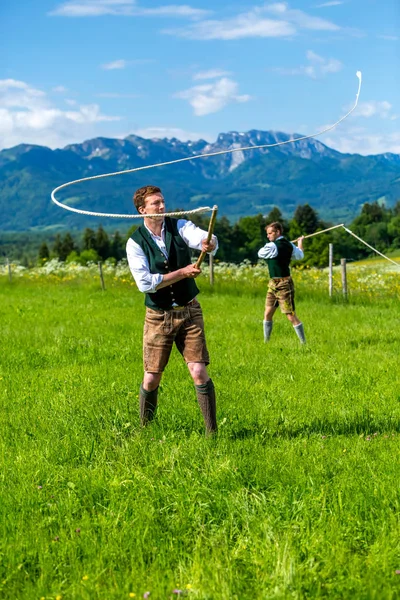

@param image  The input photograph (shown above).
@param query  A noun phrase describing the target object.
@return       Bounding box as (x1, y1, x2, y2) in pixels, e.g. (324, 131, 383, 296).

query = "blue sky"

(1, 0, 399, 155)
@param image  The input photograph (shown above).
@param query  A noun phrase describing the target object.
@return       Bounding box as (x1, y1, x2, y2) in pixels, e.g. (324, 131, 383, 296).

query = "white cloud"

(164, 2, 340, 40)
(130, 126, 213, 142)
(49, 0, 133, 17)
(164, 13, 296, 40)
(0, 79, 121, 150)
(315, 1, 343, 7)
(193, 69, 231, 81)
(378, 35, 399, 41)
(65, 98, 78, 106)
(175, 77, 251, 116)
(100, 58, 155, 70)
(52, 85, 68, 93)
(138, 5, 210, 18)
(355, 101, 394, 119)
(325, 129, 400, 155)
(275, 50, 342, 78)
(266, 2, 340, 29)
(0, 79, 47, 110)
(101, 59, 128, 70)
(49, 0, 210, 19)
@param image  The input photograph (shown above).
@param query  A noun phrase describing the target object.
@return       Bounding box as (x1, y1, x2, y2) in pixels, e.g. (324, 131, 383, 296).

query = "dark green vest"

(131, 217, 199, 310)
(265, 237, 293, 278)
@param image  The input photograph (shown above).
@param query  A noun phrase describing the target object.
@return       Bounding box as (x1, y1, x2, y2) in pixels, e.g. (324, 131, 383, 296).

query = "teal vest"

(266, 237, 293, 278)
(131, 217, 199, 310)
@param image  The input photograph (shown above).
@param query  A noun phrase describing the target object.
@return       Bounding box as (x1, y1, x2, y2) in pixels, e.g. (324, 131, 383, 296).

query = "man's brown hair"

(266, 221, 283, 234)
(133, 185, 162, 212)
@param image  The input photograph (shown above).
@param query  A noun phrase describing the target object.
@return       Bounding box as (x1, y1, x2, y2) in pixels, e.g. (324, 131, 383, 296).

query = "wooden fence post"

(328, 243, 333, 297)
(98, 261, 105, 291)
(209, 253, 214, 286)
(7, 258, 12, 283)
(340, 258, 347, 300)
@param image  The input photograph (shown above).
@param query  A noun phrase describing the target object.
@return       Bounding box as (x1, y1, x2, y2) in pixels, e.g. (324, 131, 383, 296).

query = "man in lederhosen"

(126, 185, 218, 434)
(258, 221, 306, 344)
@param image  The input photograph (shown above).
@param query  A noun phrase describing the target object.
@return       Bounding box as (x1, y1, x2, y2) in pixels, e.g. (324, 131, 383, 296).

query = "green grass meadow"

(1, 274, 400, 599)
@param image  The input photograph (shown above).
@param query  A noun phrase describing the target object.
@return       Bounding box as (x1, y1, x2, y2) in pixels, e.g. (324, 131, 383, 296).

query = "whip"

(50, 72, 363, 221)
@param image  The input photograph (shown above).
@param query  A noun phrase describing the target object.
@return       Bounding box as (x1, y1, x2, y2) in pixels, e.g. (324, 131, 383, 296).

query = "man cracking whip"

(258, 221, 306, 345)
(126, 185, 218, 435)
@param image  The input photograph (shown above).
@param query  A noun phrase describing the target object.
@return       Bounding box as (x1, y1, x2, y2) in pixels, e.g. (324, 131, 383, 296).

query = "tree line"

(37, 201, 400, 268)
(38, 227, 126, 265)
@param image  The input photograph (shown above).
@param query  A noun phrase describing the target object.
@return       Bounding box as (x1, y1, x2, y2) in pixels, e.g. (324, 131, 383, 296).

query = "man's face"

(140, 193, 165, 219)
(266, 227, 280, 242)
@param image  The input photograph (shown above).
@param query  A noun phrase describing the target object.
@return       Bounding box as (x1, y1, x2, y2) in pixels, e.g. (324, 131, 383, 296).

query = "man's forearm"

(155, 268, 186, 290)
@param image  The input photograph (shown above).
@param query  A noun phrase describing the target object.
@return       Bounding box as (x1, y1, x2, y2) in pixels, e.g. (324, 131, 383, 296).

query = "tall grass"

(1, 274, 400, 599)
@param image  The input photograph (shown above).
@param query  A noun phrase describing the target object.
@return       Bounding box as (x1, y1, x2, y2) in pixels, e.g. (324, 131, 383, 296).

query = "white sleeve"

(177, 219, 218, 256)
(291, 243, 304, 261)
(126, 238, 163, 293)
(258, 242, 278, 260)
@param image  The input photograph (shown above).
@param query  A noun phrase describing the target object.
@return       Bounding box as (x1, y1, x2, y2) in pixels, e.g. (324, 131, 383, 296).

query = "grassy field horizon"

(1, 271, 400, 599)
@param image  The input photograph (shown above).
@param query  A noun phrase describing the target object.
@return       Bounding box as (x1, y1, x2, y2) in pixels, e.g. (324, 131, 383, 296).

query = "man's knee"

(143, 371, 162, 391)
(286, 312, 300, 325)
(265, 307, 275, 320)
(187, 362, 208, 384)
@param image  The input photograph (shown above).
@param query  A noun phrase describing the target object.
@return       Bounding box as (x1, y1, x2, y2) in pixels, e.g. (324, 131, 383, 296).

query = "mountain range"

(1, 130, 400, 231)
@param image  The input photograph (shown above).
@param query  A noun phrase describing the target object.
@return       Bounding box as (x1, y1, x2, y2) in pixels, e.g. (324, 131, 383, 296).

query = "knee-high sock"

(293, 322, 306, 344)
(195, 379, 217, 434)
(263, 320, 273, 342)
(139, 384, 158, 426)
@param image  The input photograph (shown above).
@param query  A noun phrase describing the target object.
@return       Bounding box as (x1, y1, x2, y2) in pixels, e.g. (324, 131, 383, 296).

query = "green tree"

(53, 234, 63, 259)
(388, 216, 400, 249)
(393, 200, 400, 216)
(233, 214, 266, 263)
(126, 224, 138, 240)
(213, 216, 234, 262)
(264, 207, 289, 234)
(38, 242, 50, 261)
(59, 233, 76, 262)
(68, 248, 99, 265)
(95, 226, 110, 261)
(110, 230, 125, 261)
(354, 202, 387, 227)
(83, 228, 96, 251)
(66, 250, 80, 264)
(292, 204, 320, 235)
(287, 205, 333, 267)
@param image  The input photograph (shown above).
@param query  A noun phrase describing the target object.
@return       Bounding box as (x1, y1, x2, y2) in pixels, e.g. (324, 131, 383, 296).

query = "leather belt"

(170, 298, 197, 310)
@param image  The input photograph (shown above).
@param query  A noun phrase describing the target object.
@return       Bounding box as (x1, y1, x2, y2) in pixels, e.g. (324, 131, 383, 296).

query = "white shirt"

(126, 219, 218, 293)
(258, 235, 304, 261)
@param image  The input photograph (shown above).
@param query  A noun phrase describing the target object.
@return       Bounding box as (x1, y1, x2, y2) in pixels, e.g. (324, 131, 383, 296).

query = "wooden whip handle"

(195, 205, 218, 269)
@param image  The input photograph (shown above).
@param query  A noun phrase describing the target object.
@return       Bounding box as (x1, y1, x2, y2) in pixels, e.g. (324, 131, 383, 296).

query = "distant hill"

(1, 130, 399, 231)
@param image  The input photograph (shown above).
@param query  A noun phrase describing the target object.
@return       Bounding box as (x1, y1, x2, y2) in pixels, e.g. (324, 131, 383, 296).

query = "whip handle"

(195, 205, 218, 269)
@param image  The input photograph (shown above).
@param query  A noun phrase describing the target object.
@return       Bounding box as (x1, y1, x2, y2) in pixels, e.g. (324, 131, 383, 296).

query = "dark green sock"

(195, 379, 217, 435)
(139, 384, 158, 426)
